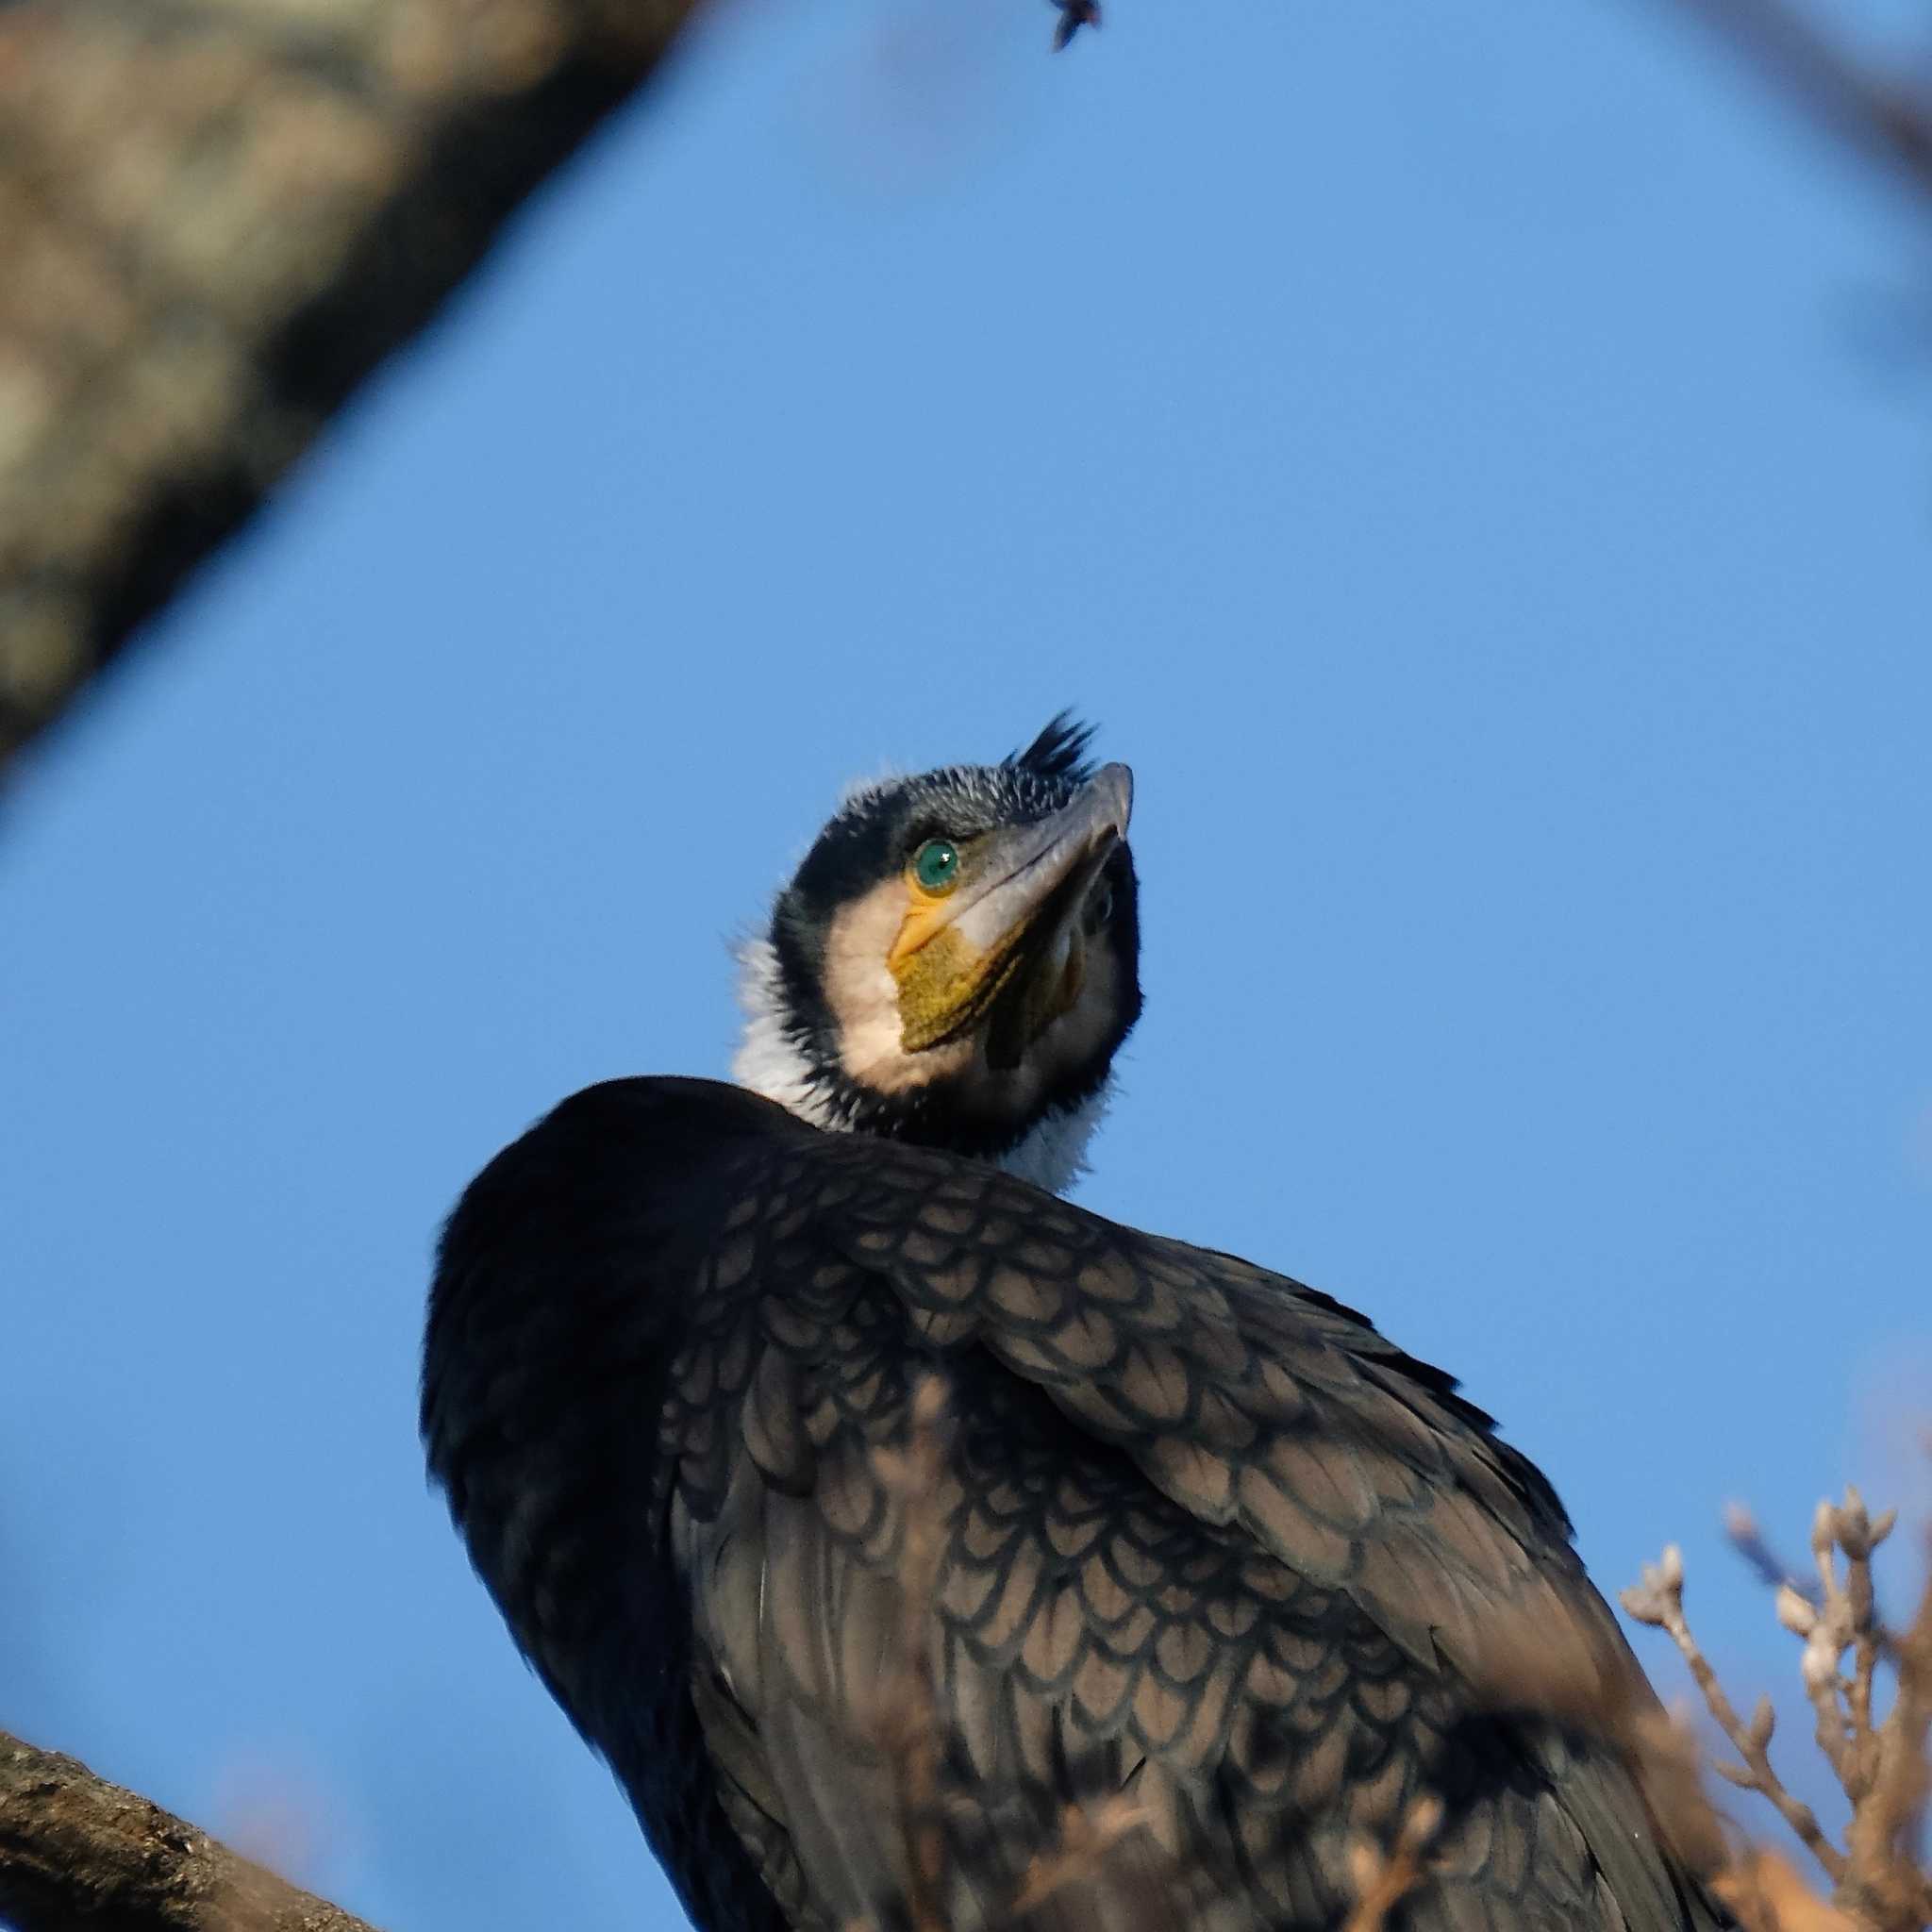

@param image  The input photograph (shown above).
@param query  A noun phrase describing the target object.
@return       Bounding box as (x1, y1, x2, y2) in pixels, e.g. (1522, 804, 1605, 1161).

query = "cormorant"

(423, 719, 1724, 1932)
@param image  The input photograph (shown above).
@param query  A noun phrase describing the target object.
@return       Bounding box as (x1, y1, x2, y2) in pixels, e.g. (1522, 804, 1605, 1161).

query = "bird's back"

(425, 1076, 1726, 1932)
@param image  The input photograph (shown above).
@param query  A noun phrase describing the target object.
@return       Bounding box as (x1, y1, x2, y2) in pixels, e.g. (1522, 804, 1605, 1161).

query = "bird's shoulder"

(439, 1075, 1598, 1663)
(434, 1073, 1580, 1584)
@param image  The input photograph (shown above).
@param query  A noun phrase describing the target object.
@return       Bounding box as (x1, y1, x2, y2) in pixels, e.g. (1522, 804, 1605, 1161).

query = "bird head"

(734, 715, 1142, 1191)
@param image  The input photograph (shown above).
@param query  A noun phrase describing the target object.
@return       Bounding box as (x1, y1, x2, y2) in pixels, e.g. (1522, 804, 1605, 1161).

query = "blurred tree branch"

(0, 1726, 382, 1931)
(1659, 0, 1932, 205)
(4, 0, 1928, 784)
(0, 0, 699, 776)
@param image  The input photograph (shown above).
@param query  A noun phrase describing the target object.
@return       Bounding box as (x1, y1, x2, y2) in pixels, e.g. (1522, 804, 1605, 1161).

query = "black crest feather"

(1007, 711, 1096, 783)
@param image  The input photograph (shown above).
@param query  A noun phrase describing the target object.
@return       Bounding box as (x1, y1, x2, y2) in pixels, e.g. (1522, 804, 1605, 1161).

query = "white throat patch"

(730, 935, 1111, 1197)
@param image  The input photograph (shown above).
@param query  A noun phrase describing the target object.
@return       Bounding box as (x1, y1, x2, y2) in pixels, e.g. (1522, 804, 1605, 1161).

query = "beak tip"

(1092, 761, 1134, 833)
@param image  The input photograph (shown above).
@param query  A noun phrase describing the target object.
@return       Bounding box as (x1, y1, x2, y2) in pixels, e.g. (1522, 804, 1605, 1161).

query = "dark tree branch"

(1657, 0, 1932, 206)
(0, 0, 701, 778)
(0, 1726, 382, 1932)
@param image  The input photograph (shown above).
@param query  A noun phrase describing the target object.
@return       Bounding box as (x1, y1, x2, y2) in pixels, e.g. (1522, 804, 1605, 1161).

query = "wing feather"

(427, 1078, 1725, 1932)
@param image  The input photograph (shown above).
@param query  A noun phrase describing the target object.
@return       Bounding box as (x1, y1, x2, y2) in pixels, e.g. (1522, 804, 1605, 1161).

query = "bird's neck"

(731, 936, 1108, 1196)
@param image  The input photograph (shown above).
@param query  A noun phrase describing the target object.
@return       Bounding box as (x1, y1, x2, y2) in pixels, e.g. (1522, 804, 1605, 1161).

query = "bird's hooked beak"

(889, 763, 1133, 1065)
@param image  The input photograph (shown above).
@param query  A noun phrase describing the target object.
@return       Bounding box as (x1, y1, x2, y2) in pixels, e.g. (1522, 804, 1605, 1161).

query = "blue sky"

(3, 1, 1927, 1926)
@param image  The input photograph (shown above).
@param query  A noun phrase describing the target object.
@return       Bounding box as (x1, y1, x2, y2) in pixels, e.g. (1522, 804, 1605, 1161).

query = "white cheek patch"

(732, 883, 1124, 1198)
(821, 883, 976, 1096)
(732, 885, 976, 1120)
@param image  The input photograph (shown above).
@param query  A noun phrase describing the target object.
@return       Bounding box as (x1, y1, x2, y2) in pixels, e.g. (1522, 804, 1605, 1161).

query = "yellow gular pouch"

(889, 885, 1088, 1060)
(891, 917, 1028, 1054)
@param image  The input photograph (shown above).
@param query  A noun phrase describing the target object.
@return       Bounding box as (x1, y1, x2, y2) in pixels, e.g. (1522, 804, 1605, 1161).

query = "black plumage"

(423, 723, 1727, 1932)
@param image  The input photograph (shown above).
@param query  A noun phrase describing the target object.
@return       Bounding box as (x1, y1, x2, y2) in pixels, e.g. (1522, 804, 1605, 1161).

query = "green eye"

(911, 839, 960, 892)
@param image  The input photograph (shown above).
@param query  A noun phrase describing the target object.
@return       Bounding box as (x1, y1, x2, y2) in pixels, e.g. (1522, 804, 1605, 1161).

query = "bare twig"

(1341, 1794, 1444, 1932)
(867, 1373, 1179, 1932)
(1626, 1484, 1932, 1932)
(1727, 1502, 1819, 1605)
(1826, 1491, 1895, 1802)
(1840, 1549, 1932, 1932)
(1623, 1541, 1847, 1883)
(1008, 1795, 1147, 1914)
(873, 1374, 953, 1932)
(0, 1726, 382, 1932)
(1714, 1849, 1860, 1932)
(1051, 0, 1101, 53)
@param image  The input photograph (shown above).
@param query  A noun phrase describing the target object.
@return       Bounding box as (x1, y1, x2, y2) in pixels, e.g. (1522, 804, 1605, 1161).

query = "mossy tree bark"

(0, 0, 698, 774)
(0, 1726, 383, 1931)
